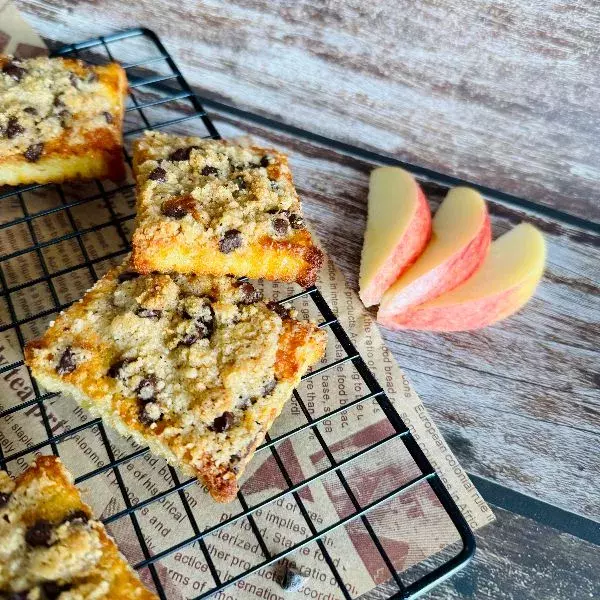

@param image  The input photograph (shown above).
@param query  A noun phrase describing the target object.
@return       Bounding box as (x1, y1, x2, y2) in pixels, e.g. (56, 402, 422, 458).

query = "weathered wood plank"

(199, 110, 600, 520)
(364, 505, 600, 600)
(20, 0, 600, 222)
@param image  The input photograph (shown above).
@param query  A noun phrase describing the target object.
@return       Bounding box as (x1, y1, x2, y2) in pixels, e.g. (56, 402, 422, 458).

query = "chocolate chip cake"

(0, 56, 127, 186)
(0, 455, 157, 599)
(130, 131, 323, 287)
(25, 261, 327, 502)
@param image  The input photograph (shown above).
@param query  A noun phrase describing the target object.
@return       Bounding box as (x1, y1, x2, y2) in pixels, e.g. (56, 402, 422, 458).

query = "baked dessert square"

(25, 261, 327, 502)
(130, 131, 323, 287)
(0, 56, 127, 186)
(0, 455, 157, 599)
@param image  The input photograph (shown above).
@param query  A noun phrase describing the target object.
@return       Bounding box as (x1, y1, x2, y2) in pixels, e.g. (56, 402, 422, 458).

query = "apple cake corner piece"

(0, 55, 127, 186)
(0, 454, 157, 598)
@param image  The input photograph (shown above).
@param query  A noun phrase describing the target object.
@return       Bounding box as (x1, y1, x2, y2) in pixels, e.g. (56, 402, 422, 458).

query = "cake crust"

(0, 56, 127, 186)
(130, 131, 323, 286)
(0, 455, 157, 598)
(25, 261, 326, 502)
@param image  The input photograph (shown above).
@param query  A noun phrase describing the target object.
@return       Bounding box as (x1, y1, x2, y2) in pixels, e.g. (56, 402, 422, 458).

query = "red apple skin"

(377, 278, 531, 331)
(378, 213, 491, 317)
(359, 187, 432, 307)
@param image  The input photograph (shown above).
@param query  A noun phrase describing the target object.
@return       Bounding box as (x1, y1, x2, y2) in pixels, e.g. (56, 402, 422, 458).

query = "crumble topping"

(0, 470, 103, 597)
(134, 131, 307, 252)
(0, 56, 116, 160)
(29, 263, 307, 470)
(0, 458, 155, 598)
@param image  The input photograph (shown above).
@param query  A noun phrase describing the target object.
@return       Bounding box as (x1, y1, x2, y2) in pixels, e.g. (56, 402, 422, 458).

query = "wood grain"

(200, 108, 600, 521)
(364, 505, 600, 600)
(19, 0, 600, 223)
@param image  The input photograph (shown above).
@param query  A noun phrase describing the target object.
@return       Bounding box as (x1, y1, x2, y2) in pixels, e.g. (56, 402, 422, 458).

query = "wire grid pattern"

(0, 28, 474, 599)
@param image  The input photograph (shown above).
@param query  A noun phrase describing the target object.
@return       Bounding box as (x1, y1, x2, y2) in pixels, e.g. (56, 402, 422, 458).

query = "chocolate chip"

(169, 147, 191, 161)
(183, 304, 215, 343)
(270, 180, 280, 191)
(181, 311, 215, 345)
(267, 301, 292, 319)
(103, 111, 113, 124)
(211, 411, 234, 433)
(233, 177, 246, 190)
(262, 379, 277, 396)
(5, 117, 24, 139)
(139, 401, 162, 426)
(168, 146, 199, 161)
(23, 106, 38, 115)
(25, 520, 53, 547)
(272, 216, 290, 236)
(53, 96, 65, 108)
(236, 282, 262, 304)
(218, 229, 242, 254)
(24, 143, 44, 162)
(117, 271, 140, 283)
(289, 213, 304, 229)
(107, 358, 133, 378)
(61, 509, 89, 525)
(58, 109, 71, 127)
(135, 308, 162, 319)
(201, 165, 219, 176)
(56, 346, 76, 375)
(2, 62, 26, 81)
(8, 591, 29, 600)
(137, 375, 158, 401)
(0, 491, 11, 507)
(148, 166, 167, 182)
(196, 320, 212, 340)
(197, 305, 215, 337)
(161, 197, 192, 219)
(86, 72, 99, 83)
(260, 155, 270, 167)
(69, 72, 80, 88)
(42, 582, 72, 600)
(180, 331, 200, 346)
(278, 564, 305, 591)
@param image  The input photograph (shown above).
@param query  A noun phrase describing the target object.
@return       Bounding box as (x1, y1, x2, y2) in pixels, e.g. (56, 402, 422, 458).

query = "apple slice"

(377, 223, 546, 331)
(359, 167, 432, 306)
(378, 187, 491, 318)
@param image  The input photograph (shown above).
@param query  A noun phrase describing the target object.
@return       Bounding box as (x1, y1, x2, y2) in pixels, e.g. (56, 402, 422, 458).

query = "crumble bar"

(130, 131, 323, 287)
(0, 455, 157, 599)
(25, 261, 327, 502)
(0, 56, 127, 186)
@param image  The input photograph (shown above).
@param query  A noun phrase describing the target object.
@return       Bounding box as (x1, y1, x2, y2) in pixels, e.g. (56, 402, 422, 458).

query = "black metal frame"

(0, 28, 475, 599)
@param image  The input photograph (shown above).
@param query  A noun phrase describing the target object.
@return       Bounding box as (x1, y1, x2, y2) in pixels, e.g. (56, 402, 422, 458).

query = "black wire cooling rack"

(0, 28, 475, 600)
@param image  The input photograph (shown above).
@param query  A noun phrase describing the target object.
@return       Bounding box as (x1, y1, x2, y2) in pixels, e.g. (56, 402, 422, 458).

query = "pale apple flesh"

(377, 223, 546, 331)
(359, 167, 432, 307)
(378, 187, 491, 318)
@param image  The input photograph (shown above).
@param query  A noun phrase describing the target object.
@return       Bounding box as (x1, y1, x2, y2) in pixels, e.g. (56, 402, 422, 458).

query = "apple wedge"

(359, 167, 432, 307)
(378, 187, 491, 318)
(377, 223, 546, 331)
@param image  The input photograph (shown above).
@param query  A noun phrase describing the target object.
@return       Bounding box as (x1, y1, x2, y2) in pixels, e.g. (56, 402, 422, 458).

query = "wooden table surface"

(15, 1, 600, 598)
